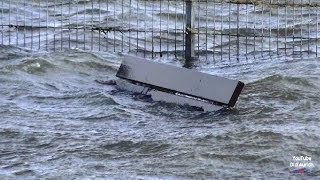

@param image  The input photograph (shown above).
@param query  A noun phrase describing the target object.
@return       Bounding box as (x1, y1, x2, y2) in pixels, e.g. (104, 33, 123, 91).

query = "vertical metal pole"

(228, 2, 231, 61)
(285, 0, 287, 56)
(113, 1, 115, 52)
(253, 3, 256, 59)
(205, 0, 208, 62)
(220, 2, 223, 62)
(317, 4, 319, 56)
(236, 3, 240, 62)
(24, 0, 26, 48)
(213, 0, 216, 63)
(1, 0, 3, 45)
(69, 0, 71, 49)
(144, 0, 146, 58)
(293, 0, 295, 56)
(129, 0, 132, 52)
(61, 0, 63, 51)
(16, 0, 19, 47)
(31, 0, 33, 50)
(152, 2, 154, 58)
(300, 0, 303, 57)
(160, 0, 162, 57)
(197, 0, 200, 59)
(54, 0, 56, 51)
(98, 0, 101, 51)
(76, 0, 78, 49)
(175, 0, 177, 58)
(84, 0, 86, 50)
(245, 0, 248, 60)
(308, 0, 311, 55)
(38, 0, 41, 50)
(9, 0, 11, 46)
(121, 0, 123, 52)
(185, 0, 195, 62)
(137, 0, 139, 56)
(261, 1, 264, 58)
(91, 0, 94, 51)
(182, 1, 185, 53)
(269, 0, 272, 57)
(277, 0, 279, 55)
(167, 1, 170, 59)
(106, 0, 109, 51)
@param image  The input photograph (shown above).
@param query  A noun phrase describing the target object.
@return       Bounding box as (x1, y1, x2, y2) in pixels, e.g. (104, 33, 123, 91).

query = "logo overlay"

(290, 155, 315, 175)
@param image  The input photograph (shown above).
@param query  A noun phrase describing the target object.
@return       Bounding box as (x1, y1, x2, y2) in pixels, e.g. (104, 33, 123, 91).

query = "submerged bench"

(116, 55, 244, 111)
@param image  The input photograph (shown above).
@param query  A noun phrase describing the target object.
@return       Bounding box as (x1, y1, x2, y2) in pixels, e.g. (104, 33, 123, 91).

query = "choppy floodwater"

(1, 0, 320, 179)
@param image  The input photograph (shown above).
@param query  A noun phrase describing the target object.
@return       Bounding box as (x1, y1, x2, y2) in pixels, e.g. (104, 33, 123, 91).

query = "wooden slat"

(116, 79, 223, 111)
(150, 90, 223, 111)
(116, 55, 244, 106)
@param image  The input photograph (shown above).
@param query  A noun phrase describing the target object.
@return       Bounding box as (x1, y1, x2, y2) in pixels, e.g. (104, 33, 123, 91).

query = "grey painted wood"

(150, 90, 223, 111)
(116, 55, 244, 106)
(115, 79, 223, 111)
(116, 79, 147, 94)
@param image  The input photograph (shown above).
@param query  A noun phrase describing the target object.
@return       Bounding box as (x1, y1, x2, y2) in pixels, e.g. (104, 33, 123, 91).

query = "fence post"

(185, 0, 195, 64)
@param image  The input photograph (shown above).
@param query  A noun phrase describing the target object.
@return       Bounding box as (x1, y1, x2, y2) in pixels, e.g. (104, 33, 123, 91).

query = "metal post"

(185, 0, 195, 63)
(236, 3, 240, 62)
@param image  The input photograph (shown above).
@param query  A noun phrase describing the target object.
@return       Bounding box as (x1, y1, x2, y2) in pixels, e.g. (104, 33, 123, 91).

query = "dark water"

(1, 0, 320, 179)
(0, 46, 319, 178)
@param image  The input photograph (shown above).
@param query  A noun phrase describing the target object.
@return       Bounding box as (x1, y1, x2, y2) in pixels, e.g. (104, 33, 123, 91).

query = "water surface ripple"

(0, 0, 320, 179)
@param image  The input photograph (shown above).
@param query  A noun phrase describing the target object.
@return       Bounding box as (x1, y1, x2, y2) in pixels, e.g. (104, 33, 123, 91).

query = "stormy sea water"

(1, 0, 320, 179)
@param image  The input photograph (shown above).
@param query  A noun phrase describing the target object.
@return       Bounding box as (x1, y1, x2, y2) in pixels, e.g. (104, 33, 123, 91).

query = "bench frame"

(116, 56, 244, 111)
